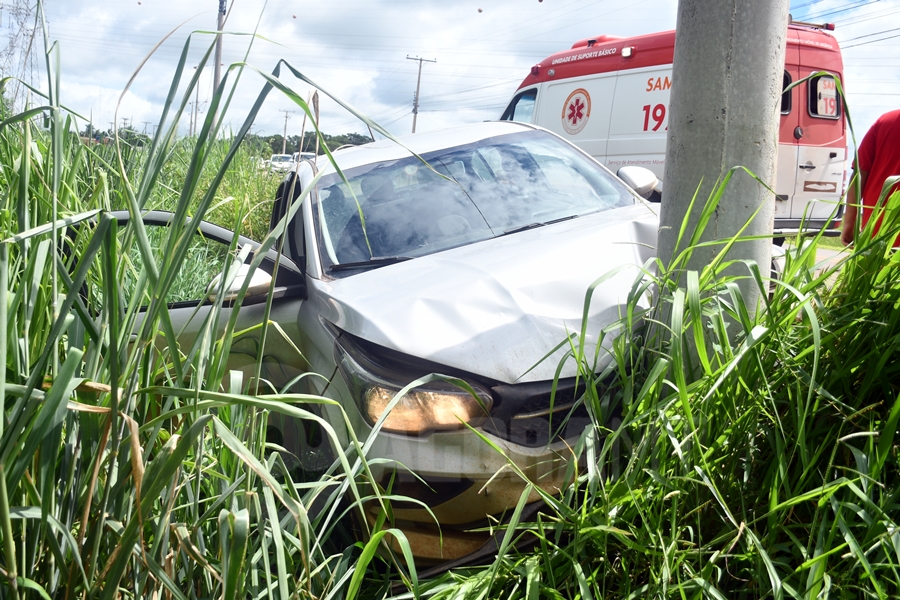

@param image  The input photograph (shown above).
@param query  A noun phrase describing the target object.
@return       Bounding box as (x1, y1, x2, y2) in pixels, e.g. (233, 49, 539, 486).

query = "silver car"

(268, 153, 295, 173)
(146, 121, 658, 563)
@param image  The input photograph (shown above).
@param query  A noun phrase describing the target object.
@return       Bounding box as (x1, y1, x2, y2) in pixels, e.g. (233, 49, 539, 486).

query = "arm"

(841, 170, 868, 246)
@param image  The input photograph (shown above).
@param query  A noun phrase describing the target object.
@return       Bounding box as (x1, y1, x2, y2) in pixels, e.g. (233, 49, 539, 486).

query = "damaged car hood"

(314, 204, 658, 383)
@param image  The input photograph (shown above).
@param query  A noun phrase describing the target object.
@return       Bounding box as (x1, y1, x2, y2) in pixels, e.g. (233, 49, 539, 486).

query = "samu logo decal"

(562, 88, 591, 135)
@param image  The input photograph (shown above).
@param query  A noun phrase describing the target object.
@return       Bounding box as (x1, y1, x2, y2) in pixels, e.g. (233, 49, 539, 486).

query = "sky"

(2, 0, 898, 143)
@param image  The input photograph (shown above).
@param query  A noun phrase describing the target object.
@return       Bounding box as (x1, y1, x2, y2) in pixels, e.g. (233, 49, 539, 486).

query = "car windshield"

(272, 155, 292, 162)
(312, 130, 635, 275)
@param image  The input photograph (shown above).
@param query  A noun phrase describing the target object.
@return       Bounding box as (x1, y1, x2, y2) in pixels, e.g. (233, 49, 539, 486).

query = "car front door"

(117, 210, 309, 393)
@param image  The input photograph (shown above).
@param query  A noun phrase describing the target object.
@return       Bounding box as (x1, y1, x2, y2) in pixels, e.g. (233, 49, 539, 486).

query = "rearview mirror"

(617, 166, 661, 202)
(207, 264, 272, 302)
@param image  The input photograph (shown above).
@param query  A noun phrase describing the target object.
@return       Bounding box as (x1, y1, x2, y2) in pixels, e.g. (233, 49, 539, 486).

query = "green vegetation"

(0, 6, 898, 598)
(0, 13, 409, 598)
(247, 131, 374, 156)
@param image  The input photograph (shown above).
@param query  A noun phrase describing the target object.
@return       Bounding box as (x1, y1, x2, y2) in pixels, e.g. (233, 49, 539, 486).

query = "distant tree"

(299, 131, 373, 153)
(334, 132, 373, 146)
(78, 125, 91, 138)
(267, 135, 285, 155)
(244, 130, 373, 157)
(117, 127, 150, 147)
(242, 134, 270, 156)
(79, 124, 108, 141)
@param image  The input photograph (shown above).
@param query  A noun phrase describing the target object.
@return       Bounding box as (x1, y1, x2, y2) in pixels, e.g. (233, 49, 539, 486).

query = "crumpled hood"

(314, 204, 658, 383)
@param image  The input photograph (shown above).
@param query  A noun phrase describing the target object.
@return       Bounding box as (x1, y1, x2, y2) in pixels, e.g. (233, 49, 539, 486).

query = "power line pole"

(280, 110, 293, 154)
(141, 121, 152, 135)
(0, 0, 36, 110)
(214, 0, 226, 99)
(406, 55, 436, 134)
(193, 69, 199, 136)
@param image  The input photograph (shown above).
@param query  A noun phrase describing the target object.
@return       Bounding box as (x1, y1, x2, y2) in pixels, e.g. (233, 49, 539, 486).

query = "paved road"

(815, 246, 846, 270)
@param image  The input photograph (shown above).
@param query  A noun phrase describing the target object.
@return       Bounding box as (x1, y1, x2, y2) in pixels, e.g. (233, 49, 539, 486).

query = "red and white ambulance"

(500, 19, 846, 235)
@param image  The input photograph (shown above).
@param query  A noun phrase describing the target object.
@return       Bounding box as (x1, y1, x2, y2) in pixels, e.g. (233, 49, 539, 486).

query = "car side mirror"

(207, 264, 272, 302)
(617, 166, 661, 202)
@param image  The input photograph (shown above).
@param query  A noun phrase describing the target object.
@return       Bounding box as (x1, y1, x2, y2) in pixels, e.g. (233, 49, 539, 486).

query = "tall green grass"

(3, 3, 900, 598)
(0, 5, 420, 598)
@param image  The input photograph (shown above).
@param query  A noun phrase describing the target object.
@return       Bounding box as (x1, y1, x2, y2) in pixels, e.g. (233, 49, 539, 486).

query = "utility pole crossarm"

(406, 55, 436, 134)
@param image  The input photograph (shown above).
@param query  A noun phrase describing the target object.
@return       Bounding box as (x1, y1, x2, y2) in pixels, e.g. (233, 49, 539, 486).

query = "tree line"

(77, 125, 372, 155)
(248, 131, 373, 156)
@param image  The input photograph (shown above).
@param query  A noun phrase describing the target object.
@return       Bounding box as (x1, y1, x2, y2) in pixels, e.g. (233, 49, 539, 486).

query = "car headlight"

(334, 333, 493, 435)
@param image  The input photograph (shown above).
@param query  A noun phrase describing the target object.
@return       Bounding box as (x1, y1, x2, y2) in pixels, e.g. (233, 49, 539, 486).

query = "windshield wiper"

(328, 256, 413, 272)
(502, 214, 580, 236)
(502, 222, 543, 236)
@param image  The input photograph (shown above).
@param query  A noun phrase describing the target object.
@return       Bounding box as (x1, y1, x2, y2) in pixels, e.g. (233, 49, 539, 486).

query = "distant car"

(133, 122, 659, 563)
(268, 153, 295, 172)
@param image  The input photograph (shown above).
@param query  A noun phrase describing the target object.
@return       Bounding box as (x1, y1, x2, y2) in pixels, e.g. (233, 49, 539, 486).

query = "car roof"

(316, 121, 537, 174)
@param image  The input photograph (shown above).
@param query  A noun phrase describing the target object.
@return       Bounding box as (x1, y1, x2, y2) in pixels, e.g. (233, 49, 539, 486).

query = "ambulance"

(500, 19, 846, 235)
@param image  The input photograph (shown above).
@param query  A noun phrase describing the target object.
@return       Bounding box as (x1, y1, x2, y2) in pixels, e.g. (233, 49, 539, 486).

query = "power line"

(836, 5, 900, 25)
(805, 0, 879, 20)
(841, 25, 900, 43)
(843, 32, 900, 48)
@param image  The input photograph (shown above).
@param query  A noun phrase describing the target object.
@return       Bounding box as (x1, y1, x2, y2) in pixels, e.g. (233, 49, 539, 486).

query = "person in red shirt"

(841, 109, 900, 246)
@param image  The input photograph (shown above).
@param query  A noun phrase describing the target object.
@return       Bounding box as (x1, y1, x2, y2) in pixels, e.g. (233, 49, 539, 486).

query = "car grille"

(380, 473, 475, 509)
(483, 378, 595, 447)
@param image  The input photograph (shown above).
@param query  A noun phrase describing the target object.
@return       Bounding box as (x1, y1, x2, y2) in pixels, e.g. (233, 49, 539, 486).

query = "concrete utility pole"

(660, 0, 789, 316)
(205, 0, 226, 132)
(280, 110, 293, 154)
(406, 55, 436, 133)
(214, 0, 226, 94)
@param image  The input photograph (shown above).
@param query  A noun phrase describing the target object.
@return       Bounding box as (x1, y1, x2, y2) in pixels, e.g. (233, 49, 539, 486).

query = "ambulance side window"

(781, 71, 791, 115)
(808, 74, 840, 119)
(501, 89, 537, 123)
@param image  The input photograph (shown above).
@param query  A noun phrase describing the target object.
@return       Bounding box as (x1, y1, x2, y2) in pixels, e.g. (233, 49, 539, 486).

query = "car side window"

(121, 225, 233, 309)
(808, 74, 840, 119)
